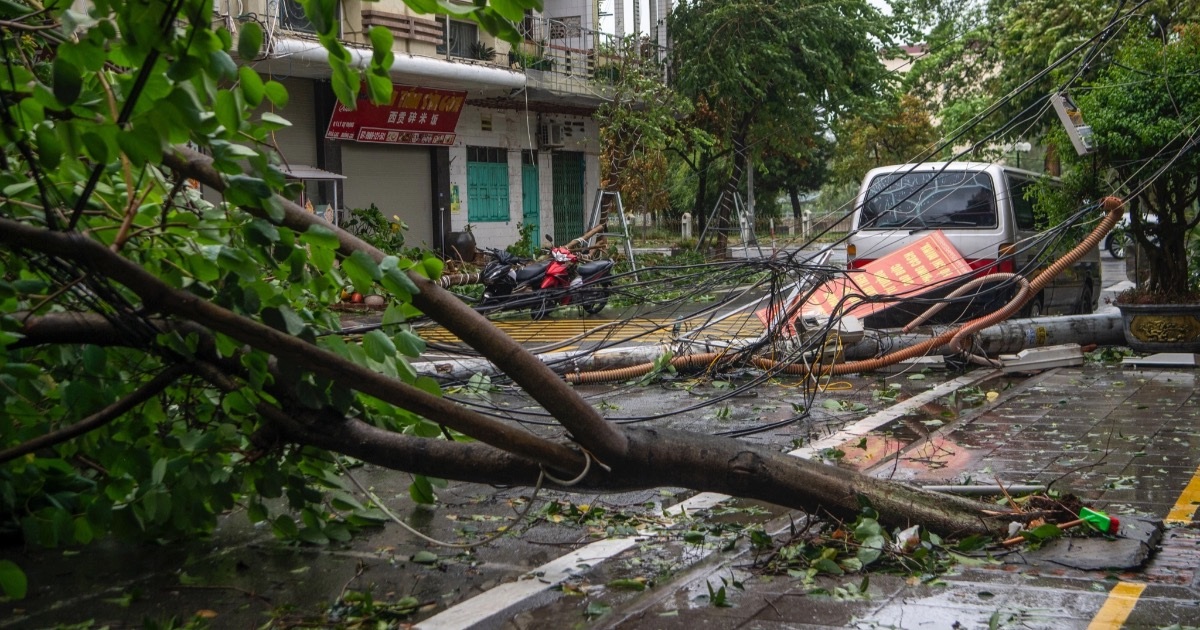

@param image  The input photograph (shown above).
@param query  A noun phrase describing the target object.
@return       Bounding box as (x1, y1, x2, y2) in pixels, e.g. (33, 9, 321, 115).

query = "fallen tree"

(0, 0, 1013, 596)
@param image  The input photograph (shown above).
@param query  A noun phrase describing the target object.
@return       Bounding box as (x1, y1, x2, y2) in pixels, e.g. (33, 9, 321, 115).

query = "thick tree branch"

(9, 311, 169, 349)
(159, 147, 630, 462)
(0, 363, 190, 464)
(281, 412, 1008, 536)
(0, 219, 580, 471)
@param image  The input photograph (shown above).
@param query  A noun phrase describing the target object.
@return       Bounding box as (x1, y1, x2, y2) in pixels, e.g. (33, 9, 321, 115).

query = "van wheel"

(1020, 294, 1044, 318)
(1106, 232, 1129, 259)
(1074, 281, 1095, 315)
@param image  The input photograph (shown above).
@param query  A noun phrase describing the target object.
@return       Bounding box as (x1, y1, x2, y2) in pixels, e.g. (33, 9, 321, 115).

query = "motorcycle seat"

(515, 261, 551, 283)
(578, 259, 614, 278)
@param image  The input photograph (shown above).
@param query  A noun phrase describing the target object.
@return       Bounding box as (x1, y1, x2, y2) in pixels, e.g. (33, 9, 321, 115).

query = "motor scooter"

(532, 235, 615, 320)
(478, 248, 547, 309)
(477, 237, 615, 319)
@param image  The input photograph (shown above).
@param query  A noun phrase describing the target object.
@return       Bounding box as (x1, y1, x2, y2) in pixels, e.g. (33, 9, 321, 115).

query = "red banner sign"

(755, 231, 972, 334)
(804, 231, 972, 318)
(325, 84, 467, 146)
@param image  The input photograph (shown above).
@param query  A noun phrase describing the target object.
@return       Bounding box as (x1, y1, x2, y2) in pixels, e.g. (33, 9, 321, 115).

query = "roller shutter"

(267, 78, 318, 168)
(341, 144, 434, 247)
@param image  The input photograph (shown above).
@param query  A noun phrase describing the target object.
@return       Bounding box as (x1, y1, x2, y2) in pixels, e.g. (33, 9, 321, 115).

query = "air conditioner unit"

(540, 123, 565, 149)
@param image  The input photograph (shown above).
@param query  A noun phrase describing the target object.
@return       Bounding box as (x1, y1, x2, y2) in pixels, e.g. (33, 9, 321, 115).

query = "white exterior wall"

(449, 107, 600, 250)
(543, 0, 596, 31)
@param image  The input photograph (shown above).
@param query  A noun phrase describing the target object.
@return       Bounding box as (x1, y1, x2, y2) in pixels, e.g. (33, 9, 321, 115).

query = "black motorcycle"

(478, 246, 614, 318)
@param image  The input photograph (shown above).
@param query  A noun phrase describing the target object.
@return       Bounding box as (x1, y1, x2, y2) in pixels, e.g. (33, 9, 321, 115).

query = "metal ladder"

(586, 189, 639, 281)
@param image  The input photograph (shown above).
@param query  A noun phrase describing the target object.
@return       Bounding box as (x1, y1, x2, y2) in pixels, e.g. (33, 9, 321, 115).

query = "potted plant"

(1048, 23, 1200, 352)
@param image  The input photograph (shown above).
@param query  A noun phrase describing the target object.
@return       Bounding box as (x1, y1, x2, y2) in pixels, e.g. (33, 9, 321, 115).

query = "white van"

(846, 162, 1099, 326)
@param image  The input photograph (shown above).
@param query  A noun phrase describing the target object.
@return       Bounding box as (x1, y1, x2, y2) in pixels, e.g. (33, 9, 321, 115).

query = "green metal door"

(552, 151, 585, 243)
(521, 151, 541, 255)
(467, 147, 510, 222)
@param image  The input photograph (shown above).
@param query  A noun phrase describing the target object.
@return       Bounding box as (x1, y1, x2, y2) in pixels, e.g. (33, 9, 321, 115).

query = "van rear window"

(861, 171, 997, 229)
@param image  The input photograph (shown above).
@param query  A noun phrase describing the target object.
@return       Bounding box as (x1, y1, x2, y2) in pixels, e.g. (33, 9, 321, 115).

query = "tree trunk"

(693, 149, 712, 242)
(789, 185, 802, 221)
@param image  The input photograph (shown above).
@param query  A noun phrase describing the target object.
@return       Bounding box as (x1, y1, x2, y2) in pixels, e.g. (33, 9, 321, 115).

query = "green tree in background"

(668, 0, 894, 246)
(1048, 23, 1200, 299)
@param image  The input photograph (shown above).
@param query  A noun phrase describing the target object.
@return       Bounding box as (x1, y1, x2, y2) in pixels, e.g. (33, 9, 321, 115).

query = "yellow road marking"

(1165, 462, 1200, 524)
(1087, 581, 1146, 630)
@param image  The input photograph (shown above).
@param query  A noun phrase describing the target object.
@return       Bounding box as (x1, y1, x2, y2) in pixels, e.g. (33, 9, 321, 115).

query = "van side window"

(1007, 175, 1037, 230)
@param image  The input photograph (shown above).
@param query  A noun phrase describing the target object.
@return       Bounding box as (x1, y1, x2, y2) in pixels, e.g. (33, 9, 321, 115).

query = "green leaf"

(421, 255, 444, 281)
(272, 514, 299, 539)
(298, 527, 330, 545)
(411, 550, 438, 564)
(239, 66, 264, 107)
(1022, 523, 1065, 542)
(0, 560, 28, 600)
(301, 224, 340, 249)
(363, 329, 396, 362)
(52, 57, 82, 106)
(2, 181, 36, 197)
(237, 21, 263, 60)
(367, 26, 394, 65)
(409, 475, 435, 504)
(380, 267, 420, 301)
(856, 534, 886, 567)
(259, 111, 291, 130)
(208, 49, 238, 81)
(342, 251, 381, 294)
(81, 131, 111, 163)
(812, 557, 844, 575)
(151, 458, 167, 485)
(393, 329, 425, 357)
(263, 80, 289, 108)
(365, 71, 392, 106)
(35, 123, 62, 169)
(261, 305, 305, 335)
(488, 0, 526, 23)
(73, 517, 94, 545)
(584, 601, 612, 619)
(215, 89, 240, 133)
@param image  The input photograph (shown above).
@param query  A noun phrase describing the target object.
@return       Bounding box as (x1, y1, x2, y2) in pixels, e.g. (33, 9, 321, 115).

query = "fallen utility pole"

(416, 311, 1124, 381)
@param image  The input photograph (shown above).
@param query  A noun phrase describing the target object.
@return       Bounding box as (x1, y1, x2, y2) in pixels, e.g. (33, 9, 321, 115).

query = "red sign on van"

(805, 231, 972, 317)
(325, 84, 467, 146)
(755, 231, 972, 333)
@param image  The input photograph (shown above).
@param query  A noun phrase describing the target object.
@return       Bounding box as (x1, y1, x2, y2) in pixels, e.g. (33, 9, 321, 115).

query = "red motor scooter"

(530, 235, 615, 320)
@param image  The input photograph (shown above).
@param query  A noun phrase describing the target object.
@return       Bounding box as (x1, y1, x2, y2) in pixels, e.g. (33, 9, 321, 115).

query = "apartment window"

(279, 0, 315, 33)
(437, 19, 478, 58)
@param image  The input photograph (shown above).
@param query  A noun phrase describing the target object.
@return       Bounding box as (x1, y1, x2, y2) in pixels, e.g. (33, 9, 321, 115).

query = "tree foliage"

(902, 0, 1200, 147)
(595, 38, 710, 219)
(1046, 23, 1200, 298)
(830, 94, 941, 188)
(668, 0, 894, 228)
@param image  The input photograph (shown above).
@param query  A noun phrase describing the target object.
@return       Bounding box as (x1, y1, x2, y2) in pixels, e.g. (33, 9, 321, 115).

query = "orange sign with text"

(755, 231, 971, 333)
(807, 231, 971, 317)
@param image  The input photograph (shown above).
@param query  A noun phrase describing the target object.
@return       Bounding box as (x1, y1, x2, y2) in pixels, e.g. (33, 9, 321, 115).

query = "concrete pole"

(414, 312, 1125, 381)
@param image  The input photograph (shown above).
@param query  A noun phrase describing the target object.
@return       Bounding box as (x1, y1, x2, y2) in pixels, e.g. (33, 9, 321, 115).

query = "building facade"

(221, 0, 651, 254)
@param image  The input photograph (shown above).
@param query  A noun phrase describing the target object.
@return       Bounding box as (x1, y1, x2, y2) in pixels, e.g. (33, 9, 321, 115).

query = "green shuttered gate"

(551, 151, 584, 242)
(467, 146, 509, 222)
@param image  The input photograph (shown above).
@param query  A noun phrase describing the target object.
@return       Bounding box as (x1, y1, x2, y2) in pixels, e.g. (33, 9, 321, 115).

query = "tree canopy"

(667, 0, 894, 233)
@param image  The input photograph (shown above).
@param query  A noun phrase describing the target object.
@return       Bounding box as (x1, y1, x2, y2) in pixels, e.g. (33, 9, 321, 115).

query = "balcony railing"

(511, 16, 669, 94)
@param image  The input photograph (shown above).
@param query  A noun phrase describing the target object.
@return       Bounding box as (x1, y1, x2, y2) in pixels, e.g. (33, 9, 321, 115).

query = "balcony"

(510, 16, 668, 98)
